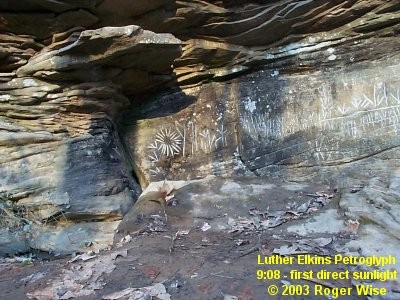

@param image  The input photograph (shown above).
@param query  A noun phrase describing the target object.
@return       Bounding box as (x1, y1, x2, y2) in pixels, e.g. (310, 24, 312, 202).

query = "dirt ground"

(0, 228, 364, 300)
(1, 176, 398, 300)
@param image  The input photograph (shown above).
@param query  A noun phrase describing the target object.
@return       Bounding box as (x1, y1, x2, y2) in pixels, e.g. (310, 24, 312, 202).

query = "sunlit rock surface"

(0, 0, 399, 256)
(122, 58, 400, 184)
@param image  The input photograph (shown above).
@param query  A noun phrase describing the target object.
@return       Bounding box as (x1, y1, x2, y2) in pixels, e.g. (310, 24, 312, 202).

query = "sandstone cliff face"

(120, 0, 400, 185)
(0, 22, 182, 254)
(0, 0, 399, 254)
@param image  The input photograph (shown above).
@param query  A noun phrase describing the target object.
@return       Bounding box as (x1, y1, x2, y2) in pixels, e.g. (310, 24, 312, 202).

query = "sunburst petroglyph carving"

(149, 128, 182, 158)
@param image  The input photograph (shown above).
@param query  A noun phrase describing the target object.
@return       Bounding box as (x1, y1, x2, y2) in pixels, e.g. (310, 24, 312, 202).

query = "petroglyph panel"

(237, 64, 400, 171)
(122, 61, 400, 183)
(120, 86, 242, 184)
(145, 121, 230, 178)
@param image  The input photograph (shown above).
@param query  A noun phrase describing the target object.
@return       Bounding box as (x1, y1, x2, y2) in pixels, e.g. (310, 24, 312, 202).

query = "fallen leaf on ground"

(350, 186, 363, 193)
(223, 294, 238, 300)
(69, 253, 97, 263)
(177, 229, 190, 235)
(259, 243, 272, 256)
(266, 218, 284, 228)
(273, 244, 301, 255)
(316, 191, 335, 199)
(26, 252, 119, 299)
(111, 249, 128, 259)
(248, 208, 269, 218)
(116, 234, 136, 248)
(158, 182, 175, 203)
(340, 219, 360, 235)
(140, 265, 160, 279)
(26, 286, 55, 300)
(294, 238, 333, 255)
(20, 271, 48, 284)
(121, 235, 132, 243)
(297, 201, 310, 213)
(196, 283, 212, 293)
(201, 222, 211, 231)
(235, 239, 249, 246)
(315, 196, 330, 205)
(237, 285, 254, 300)
(102, 283, 170, 300)
(298, 237, 333, 248)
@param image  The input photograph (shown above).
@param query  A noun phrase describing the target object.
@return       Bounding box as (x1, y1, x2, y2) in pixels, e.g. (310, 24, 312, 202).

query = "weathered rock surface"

(0, 230, 30, 256)
(0, 24, 181, 254)
(340, 174, 400, 240)
(122, 57, 400, 185)
(16, 26, 181, 95)
(1, 78, 133, 219)
(1, 0, 400, 260)
(115, 177, 400, 298)
(115, 1, 400, 185)
(174, 1, 400, 84)
(29, 221, 120, 255)
(0, 34, 43, 73)
(1, 1, 399, 85)
(117, 176, 329, 236)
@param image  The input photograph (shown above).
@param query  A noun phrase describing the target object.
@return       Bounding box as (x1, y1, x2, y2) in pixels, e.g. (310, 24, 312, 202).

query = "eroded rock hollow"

(0, 0, 399, 255)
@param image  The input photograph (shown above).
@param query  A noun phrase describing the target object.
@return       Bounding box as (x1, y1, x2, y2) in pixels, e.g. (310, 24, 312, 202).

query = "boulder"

(0, 230, 29, 256)
(29, 221, 120, 255)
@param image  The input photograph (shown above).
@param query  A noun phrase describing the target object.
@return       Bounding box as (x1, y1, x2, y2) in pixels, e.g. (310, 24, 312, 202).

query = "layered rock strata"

(0, 0, 399, 254)
(122, 51, 400, 185)
(0, 25, 181, 254)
